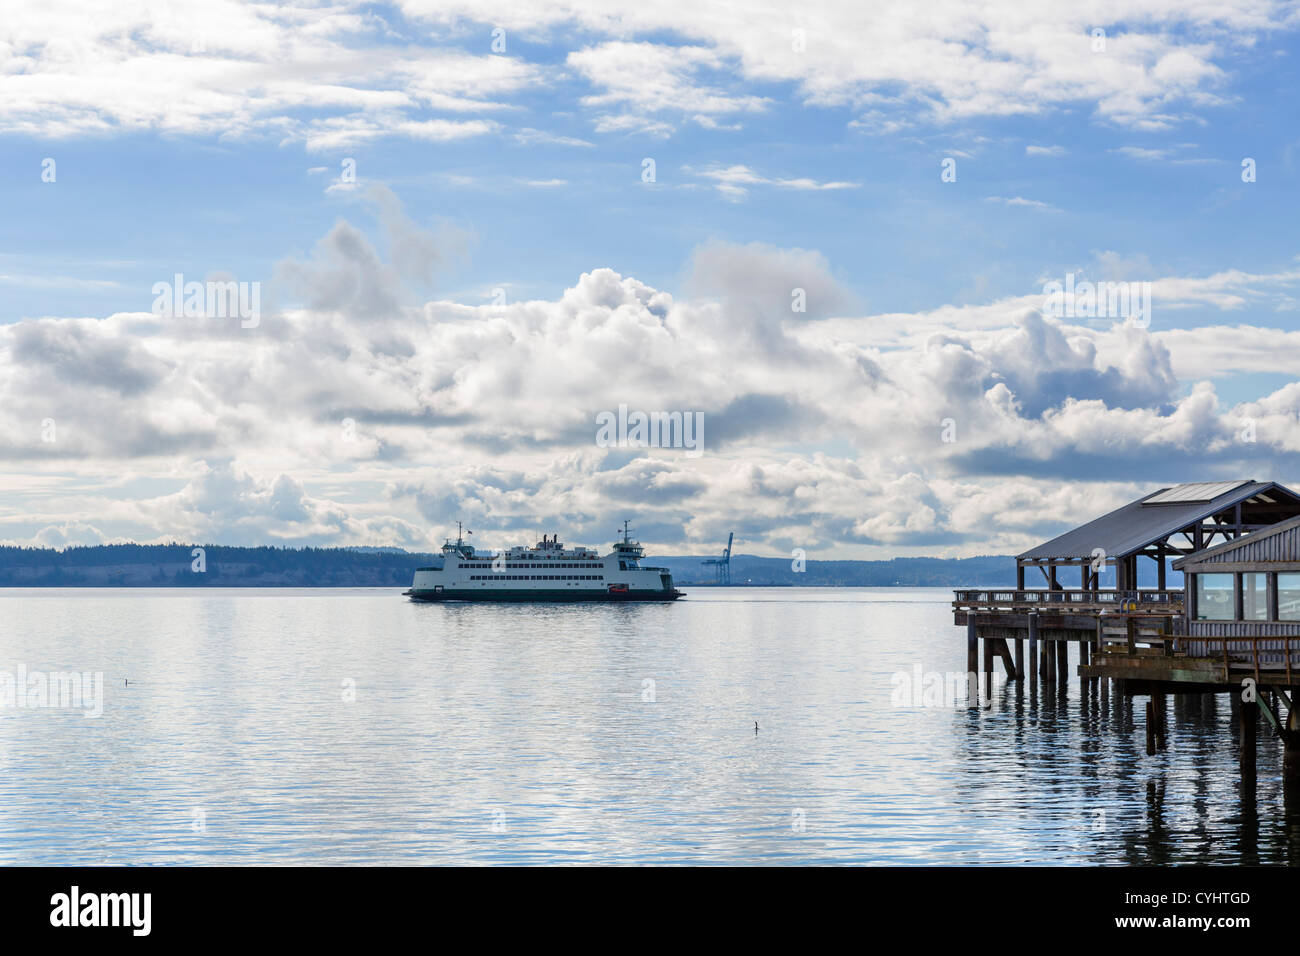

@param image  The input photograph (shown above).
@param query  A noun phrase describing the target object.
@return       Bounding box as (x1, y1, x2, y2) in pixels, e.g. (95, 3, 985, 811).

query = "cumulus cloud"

(4, 193, 1300, 556)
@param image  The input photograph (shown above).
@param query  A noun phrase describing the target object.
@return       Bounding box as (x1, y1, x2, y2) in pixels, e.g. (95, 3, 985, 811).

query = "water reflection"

(0, 587, 1297, 864)
(958, 668, 1300, 865)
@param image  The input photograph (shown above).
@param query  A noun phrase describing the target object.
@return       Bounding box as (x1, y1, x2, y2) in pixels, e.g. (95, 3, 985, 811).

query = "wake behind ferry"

(404, 522, 683, 602)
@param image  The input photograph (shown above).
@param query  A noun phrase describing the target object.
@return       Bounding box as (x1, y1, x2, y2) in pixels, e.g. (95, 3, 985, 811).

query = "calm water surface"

(0, 587, 1296, 865)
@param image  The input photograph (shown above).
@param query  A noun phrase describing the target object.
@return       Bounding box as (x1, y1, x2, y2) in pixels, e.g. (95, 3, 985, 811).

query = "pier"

(954, 480, 1300, 794)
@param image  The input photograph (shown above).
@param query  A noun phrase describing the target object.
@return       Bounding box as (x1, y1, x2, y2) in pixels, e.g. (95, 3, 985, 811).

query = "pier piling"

(966, 619, 977, 697)
(1028, 613, 1039, 686)
(1240, 699, 1258, 792)
(982, 632, 994, 698)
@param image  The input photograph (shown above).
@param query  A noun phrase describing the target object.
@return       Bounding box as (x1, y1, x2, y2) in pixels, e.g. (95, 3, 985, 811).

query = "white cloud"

(405, 0, 1290, 129)
(985, 196, 1059, 211)
(5, 197, 1300, 555)
(691, 164, 859, 200)
(513, 128, 594, 147)
(567, 41, 769, 134)
(6, 0, 1281, 146)
(0, 3, 531, 146)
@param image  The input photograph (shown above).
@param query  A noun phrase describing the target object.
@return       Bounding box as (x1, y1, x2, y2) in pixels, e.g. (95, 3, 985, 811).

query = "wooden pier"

(954, 480, 1300, 798)
(953, 586, 1300, 791)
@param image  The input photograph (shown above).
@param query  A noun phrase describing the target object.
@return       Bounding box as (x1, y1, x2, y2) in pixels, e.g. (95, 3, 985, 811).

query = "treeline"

(0, 544, 438, 587)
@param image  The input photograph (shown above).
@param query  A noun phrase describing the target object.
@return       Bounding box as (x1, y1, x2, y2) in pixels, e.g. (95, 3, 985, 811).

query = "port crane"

(702, 532, 733, 585)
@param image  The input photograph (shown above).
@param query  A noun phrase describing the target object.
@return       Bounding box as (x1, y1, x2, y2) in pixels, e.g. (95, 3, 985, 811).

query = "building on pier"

(1015, 480, 1300, 592)
(1174, 513, 1300, 674)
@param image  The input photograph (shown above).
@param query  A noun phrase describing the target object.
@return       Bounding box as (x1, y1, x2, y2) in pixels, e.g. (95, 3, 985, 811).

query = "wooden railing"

(953, 588, 1184, 611)
(1173, 636, 1300, 681)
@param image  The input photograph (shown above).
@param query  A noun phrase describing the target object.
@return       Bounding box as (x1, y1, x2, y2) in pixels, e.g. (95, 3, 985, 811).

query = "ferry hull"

(405, 588, 682, 603)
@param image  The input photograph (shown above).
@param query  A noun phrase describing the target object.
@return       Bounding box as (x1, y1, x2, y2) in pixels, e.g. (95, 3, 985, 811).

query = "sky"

(3, 0, 1300, 558)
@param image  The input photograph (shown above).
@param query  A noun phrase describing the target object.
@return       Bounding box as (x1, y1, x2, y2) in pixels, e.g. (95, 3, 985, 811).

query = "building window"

(1242, 572, 1269, 621)
(1195, 573, 1234, 620)
(1279, 573, 1300, 621)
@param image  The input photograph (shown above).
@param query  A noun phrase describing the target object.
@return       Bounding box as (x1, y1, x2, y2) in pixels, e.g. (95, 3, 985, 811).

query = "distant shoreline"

(0, 543, 1026, 588)
(0, 543, 1182, 588)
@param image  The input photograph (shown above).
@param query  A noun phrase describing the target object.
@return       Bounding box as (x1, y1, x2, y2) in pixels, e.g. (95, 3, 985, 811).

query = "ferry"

(404, 522, 683, 602)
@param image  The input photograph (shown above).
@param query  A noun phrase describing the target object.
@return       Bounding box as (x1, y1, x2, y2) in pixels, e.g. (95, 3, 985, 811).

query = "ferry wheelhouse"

(404, 522, 682, 602)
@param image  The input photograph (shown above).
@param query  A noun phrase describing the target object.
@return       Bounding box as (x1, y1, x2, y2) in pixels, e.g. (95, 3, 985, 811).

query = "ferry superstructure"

(404, 522, 683, 602)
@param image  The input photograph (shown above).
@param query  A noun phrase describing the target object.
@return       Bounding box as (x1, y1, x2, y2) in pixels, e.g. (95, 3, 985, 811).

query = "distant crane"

(702, 532, 734, 585)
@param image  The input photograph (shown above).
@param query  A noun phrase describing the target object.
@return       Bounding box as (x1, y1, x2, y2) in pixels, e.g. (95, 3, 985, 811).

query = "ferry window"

(1242, 573, 1268, 621)
(1280, 574, 1300, 621)
(1195, 573, 1234, 620)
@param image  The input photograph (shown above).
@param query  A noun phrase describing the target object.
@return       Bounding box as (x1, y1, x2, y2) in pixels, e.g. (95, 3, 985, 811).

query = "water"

(0, 586, 1295, 865)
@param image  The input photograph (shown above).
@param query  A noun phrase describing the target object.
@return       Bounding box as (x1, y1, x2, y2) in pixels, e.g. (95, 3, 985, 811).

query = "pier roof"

(1018, 480, 1300, 563)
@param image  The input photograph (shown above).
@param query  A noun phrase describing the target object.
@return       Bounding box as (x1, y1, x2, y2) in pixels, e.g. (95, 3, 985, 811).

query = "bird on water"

(754, 721, 759, 734)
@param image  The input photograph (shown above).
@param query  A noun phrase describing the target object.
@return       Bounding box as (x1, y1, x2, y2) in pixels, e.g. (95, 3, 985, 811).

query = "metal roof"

(1017, 480, 1298, 562)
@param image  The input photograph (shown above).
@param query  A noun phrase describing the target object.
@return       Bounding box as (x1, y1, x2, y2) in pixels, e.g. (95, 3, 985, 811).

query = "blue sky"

(3, 1, 1300, 555)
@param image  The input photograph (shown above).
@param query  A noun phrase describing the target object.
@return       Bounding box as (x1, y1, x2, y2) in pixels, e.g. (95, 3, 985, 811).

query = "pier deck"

(953, 585, 1300, 791)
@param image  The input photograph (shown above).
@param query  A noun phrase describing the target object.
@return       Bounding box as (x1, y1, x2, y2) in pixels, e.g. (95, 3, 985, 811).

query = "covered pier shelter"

(1015, 480, 1300, 592)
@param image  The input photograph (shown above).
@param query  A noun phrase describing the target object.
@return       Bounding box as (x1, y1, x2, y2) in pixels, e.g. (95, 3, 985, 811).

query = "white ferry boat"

(404, 522, 683, 602)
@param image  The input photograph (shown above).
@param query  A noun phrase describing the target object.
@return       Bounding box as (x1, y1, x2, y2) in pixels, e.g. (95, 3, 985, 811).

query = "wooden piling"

(1028, 613, 1039, 686)
(967, 618, 977, 686)
(982, 631, 994, 698)
(1240, 699, 1257, 789)
(1014, 638, 1024, 683)
(1056, 640, 1069, 687)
